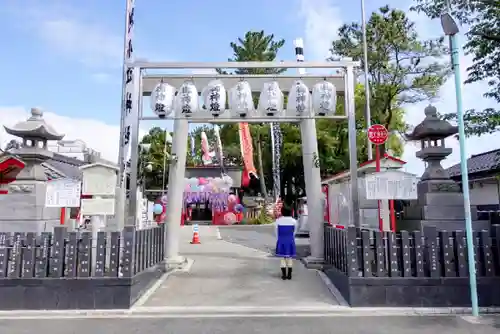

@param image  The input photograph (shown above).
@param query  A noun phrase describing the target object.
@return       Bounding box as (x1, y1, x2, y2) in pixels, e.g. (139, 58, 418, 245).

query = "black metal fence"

(324, 224, 500, 278)
(0, 224, 166, 279)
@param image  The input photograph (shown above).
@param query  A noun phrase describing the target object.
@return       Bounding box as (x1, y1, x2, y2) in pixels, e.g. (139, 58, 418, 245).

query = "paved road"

(138, 226, 335, 308)
(219, 225, 311, 258)
(1, 316, 498, 334)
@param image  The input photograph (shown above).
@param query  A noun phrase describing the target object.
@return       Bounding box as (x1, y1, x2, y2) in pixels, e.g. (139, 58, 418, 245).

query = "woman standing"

(275, 206, 297, 280)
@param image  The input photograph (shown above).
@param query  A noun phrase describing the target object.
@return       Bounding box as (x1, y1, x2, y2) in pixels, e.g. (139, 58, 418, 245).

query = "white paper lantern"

(258, 81, 283, 117)
(287, 80, 311, 116)
(229, 81, 254, 117)
(202, 80, 226, 117)
(175, 81, 199, 118)
(312, 81, 337, 116)
(151, 82, 175, 118)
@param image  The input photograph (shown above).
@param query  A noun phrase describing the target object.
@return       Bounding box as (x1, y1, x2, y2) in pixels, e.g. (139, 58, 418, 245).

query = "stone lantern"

(407, 105, 458, 184)
(0, 107, 65, 232)
(4, 107, 64, 181)
(400, 105, 489, 231)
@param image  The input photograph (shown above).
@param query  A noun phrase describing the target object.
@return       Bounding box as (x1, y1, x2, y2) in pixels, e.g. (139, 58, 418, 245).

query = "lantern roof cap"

(4, 107, 64, 141)
(406, 105, 458, 141)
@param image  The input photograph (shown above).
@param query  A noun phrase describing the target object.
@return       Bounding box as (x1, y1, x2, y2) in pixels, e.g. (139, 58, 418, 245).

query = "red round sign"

(367, 124, 389, 145)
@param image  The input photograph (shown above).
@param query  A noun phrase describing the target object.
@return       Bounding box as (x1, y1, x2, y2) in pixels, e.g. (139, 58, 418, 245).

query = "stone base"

(0, 220, 61, 233)
(164, 256, 188, 270)
(404, 204, 478, 221)
(398, 219, 491, 232)
(301, 256, 324, 270)
(323, 267, 500, 307)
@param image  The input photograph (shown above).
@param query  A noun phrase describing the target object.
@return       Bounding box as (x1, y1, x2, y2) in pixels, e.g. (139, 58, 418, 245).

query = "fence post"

(49, 227, 66, 278)
(374, 231, 386, 277)
(346, 227, 359, 277)
(121, 226, 136, 277)
(400, 231, 411, 277)
(66, 232, 78, 278)
(493, 225, 500, 276)
(0, 232, 8, 278)
(360, 230, 372, 277)
(454, 230, 468, 277)
(439, 231, 456, 277)
(108, 231, 121, 277)
(22, 232, 36, 278)
(35, 232, 51, 278)
(77, 232, 92, 277)
(386, 231, 400, 277)
(8, 232, 23, 278)
(94, 231, 107, 277)
(424, 226, 440, 277)
(479, 230, 494, 277)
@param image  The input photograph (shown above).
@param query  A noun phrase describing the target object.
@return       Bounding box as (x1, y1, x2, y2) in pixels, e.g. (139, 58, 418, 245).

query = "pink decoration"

(228, 194, 237, 203)
(198, 177, 208, 185)
(224, 212, 237, 225)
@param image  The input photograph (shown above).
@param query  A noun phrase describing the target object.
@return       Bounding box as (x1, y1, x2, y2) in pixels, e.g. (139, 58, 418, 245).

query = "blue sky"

(0, 0, 371, 124)
(0, 0, 498, 175)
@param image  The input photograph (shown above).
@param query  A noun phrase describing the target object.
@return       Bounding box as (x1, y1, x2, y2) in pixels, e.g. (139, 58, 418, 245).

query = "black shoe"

(287, 268, 293, 280)
(281, 267, 287, 280)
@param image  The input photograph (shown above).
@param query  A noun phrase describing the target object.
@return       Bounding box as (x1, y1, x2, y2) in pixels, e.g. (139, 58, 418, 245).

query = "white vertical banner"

(118, 0, 136, 186)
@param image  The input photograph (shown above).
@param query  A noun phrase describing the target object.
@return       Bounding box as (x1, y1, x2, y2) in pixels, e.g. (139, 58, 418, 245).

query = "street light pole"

(361, 0, 373, 160)
(441, 11, 479, 317)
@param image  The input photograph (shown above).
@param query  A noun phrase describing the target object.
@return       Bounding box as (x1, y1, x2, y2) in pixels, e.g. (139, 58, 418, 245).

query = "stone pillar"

(300, 119, 324, 265)
(164, 118, 189, 267)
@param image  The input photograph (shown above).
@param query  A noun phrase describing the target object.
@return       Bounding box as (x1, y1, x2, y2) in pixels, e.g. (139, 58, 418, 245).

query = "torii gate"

(115, 0, 361, 269)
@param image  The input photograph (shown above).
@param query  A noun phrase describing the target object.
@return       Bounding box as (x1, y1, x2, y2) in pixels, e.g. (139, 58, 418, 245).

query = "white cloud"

(298, 0, 499, 177)
(297, 0, 342, 61)
(0, 107, 172, 164)
(0, 107, 122, 163)
(8, 1, 123, 70)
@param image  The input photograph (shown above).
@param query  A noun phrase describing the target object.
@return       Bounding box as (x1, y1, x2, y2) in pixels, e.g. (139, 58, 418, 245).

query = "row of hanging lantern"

(150, 79, 337, 118)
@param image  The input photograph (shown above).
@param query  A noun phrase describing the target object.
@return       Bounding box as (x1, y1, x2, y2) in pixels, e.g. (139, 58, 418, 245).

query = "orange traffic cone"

(191, 224, 201, 244)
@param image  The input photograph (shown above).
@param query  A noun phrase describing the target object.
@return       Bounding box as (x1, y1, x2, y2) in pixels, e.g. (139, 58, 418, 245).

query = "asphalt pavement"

(218, 224, 311, 258)
(138, 225, 335, 308)
(1, 315, 499, 334)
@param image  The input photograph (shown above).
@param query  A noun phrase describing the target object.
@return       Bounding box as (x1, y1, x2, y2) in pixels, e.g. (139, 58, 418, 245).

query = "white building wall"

(469, 181, 499, 206)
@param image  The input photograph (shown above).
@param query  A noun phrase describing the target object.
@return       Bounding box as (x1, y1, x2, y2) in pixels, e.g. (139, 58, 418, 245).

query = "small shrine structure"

(182, 166, 243, 224)
(322, 154, 409, 230)
(399, 105, 490, 231)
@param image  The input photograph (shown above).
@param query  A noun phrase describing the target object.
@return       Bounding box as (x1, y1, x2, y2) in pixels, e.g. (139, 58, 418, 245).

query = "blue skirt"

(275, 225, 296, 258)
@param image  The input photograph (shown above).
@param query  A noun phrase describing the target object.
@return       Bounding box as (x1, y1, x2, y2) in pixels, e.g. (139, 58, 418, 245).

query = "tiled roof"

(447, 148, 500, 177)
(43, 153, 85, 180)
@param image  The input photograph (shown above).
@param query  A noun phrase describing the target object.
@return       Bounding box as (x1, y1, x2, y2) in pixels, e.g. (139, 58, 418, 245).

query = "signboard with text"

(45, 179, 82, 208)
(365, 170, 418, 200)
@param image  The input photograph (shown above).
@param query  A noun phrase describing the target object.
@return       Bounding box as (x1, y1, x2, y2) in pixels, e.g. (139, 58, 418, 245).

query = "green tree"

(411, 0, 500, 136)
(330, 5, 450, 152)
(216, 30, 287, 198)
(138, 127, 172, 195)
(216, 30, 286, 75)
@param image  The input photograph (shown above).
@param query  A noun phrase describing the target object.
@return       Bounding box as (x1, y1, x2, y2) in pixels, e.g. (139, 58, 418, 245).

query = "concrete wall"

(469, 180, 500, 206)
(0, 182, 60, 233)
